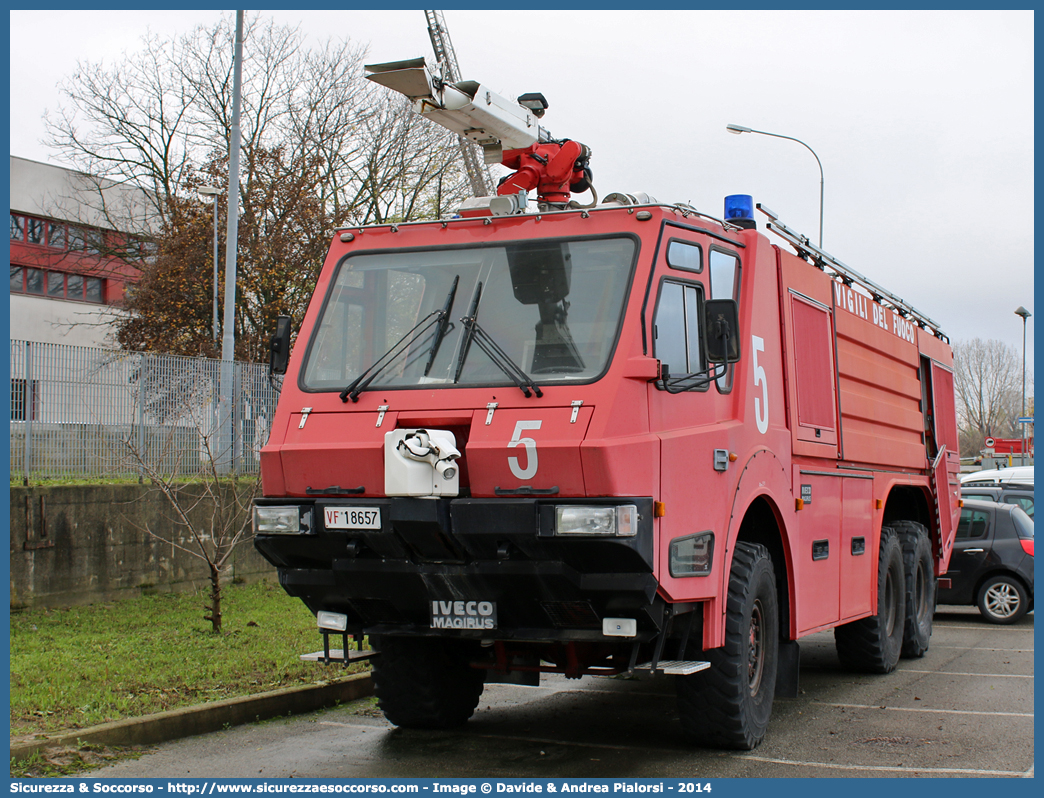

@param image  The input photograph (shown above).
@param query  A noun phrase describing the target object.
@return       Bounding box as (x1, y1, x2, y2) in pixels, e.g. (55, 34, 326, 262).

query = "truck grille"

(541, 600, 601, 629)
(348, 598, 405, 624)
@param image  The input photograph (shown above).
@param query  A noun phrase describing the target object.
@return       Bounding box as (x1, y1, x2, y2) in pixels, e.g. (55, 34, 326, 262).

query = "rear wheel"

(976, 575, 1029, 624)
(835, 527, 906, 673)
(372, 636, 486, 729)
(895, 521, 934, 658)
(677, 542, 778, 750)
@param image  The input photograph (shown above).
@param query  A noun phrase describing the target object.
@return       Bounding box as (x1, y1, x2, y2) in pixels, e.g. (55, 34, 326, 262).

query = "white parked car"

(961, 466, 1034, 486)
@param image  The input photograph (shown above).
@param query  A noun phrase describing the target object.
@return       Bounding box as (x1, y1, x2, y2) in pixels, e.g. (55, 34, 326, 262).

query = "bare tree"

(341, 83, 471, 225)
(953, 338, 1032, 457)
(120, 356, 259, 633)
(43, 13, 473, 357)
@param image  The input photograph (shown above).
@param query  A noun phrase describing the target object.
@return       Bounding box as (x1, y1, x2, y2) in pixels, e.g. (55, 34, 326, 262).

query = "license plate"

(430, 599, 498, 630)
(324, 506, 381, 530)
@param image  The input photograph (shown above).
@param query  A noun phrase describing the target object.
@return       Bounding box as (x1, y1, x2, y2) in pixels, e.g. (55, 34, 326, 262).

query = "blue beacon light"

(724, 194, 755, 228)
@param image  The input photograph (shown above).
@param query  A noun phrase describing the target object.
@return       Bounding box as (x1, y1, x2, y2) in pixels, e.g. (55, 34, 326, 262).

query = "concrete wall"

(10, 293, 126, 348)
(10, 484, 276, 610)
(11, 155, 157, 233)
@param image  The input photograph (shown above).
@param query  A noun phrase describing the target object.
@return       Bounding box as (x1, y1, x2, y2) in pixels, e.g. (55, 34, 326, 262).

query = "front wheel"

(977, 576, 1029, 624)
(676, 541, 779, 750)
(372, 636, 486, 729)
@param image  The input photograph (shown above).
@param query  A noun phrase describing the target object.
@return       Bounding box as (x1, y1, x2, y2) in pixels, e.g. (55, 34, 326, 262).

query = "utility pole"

(1015, 306, 1031, 466)
(218, 10, 244, 474)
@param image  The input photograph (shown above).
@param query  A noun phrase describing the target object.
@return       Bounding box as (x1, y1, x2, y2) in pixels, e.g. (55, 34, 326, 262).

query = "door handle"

(963, 548, 985, 553)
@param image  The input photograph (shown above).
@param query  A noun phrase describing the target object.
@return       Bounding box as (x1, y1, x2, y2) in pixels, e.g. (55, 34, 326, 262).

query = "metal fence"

(10, 340, 279, 482)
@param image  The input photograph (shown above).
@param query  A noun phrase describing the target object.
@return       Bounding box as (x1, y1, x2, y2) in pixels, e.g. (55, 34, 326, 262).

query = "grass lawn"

(9, 580, 367, 738)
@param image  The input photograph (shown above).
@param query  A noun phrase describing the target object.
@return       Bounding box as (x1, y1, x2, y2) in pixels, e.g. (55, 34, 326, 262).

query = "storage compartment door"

(790, 292, 839, 447)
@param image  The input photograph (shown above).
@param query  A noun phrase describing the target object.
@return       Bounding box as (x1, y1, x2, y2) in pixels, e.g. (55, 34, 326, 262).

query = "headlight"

(555, 505, 638, 537)
(253, 506, 302, 534)
(317, 611, 348, 631)
(669, 532, 714, 576)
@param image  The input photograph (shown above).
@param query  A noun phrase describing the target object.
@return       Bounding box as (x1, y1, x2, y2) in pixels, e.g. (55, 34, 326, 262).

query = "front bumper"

(254, 496, 660, 640)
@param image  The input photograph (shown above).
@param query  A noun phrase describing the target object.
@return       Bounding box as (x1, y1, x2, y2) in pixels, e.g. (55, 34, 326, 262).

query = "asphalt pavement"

(85, 606, 1033, 779)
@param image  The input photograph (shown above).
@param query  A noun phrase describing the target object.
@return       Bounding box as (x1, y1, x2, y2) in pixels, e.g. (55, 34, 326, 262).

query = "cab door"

(647, 227, 743, 603)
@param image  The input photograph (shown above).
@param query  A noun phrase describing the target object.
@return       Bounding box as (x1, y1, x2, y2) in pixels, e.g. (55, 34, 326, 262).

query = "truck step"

(300, 648, 377, 663)
(633, 660, 710, 675)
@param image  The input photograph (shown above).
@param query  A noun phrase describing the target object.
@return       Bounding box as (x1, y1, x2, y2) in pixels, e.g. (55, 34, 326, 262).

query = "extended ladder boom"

(424, 10, 493, 197)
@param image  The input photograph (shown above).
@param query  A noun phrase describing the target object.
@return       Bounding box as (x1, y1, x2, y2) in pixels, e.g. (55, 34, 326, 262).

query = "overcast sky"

(9, 9, 1035, 371)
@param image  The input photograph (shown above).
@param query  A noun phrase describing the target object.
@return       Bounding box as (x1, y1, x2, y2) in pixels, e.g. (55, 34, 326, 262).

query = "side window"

(709, 249, 740, 392)
(26, 218, 45, 245)
(653, 279, 705, 386)
(25, 268, 44, 295)
(667, 240, 702, 273)
(48, 222, 66, 250)
(710, 249, 739, 300)
(962, 493, 990, 503)
(1004, 494, 1034, 519)
(956, 508, 991, 540)
(1011, 507, 1034, 536)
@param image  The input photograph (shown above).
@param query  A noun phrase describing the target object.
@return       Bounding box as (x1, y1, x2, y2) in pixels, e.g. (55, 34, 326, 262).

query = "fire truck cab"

(254, 62, 960, 750)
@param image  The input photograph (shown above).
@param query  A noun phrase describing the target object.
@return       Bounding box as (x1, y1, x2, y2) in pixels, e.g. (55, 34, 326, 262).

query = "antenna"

(424, 11, 493, 197)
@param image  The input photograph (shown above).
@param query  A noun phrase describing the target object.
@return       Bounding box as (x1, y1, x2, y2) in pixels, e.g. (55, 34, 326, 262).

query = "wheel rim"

(883, 567, 899, 635)
(748, 598, 765, 694)
(984, 583, 1021, 619)
(914, 561, 930, 623)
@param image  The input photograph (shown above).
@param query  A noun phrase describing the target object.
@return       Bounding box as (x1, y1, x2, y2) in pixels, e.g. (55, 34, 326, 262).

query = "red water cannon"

(499, 138, 592, 206)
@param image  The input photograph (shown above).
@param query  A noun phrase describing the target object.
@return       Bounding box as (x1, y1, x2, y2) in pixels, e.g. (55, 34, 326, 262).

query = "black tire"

(895, 521, 934, 658)
(372, 636, 486, 729)
(976, 575, 1030, 624)
(835, 527, 906, 673)
(677, 542, 778, 750)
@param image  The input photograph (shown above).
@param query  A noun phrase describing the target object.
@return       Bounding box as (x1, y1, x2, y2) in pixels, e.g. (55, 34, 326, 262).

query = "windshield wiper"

(453, 280, 543, 398)
(339, 276, 461, 403)
(423, 274, 459, 376)
(452, 281, 483, 385)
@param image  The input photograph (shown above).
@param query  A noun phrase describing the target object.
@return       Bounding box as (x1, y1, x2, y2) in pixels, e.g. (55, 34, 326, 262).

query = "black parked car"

(938, 499, 1034, 623)
(960, 483, 1034, 519)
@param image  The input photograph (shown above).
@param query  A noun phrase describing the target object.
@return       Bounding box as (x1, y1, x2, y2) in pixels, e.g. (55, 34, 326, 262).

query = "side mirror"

(269, 316, 292, 375)
(704, 299, 741, 364)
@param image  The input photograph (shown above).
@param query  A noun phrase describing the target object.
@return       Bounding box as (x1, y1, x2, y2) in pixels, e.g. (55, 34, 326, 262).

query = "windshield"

(301, 236, 636, 392)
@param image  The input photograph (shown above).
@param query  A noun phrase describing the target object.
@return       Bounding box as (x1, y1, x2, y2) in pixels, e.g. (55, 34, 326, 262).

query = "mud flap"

(775, 640, 800, 698)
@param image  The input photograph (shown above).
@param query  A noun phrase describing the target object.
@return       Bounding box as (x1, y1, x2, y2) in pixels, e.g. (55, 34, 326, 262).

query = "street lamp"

(1015, 306, 1031, 466)
(726, 124, 825, 248)
(198, 185, 222, 342)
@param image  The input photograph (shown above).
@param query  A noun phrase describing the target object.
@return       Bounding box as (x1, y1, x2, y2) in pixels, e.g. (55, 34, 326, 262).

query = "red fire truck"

(254, 59, 961, 750)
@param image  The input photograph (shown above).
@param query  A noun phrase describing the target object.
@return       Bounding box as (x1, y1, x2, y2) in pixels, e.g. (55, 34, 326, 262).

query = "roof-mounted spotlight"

(517, 92, 548, 118)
